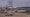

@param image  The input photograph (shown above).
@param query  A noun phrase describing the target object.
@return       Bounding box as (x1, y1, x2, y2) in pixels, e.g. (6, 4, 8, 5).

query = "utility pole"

(8, 0, 13, 11)
(8, 0, 13, 8)
(26, 0, 28, 9)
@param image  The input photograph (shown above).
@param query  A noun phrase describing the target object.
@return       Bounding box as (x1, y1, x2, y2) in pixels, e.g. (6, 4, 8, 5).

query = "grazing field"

(0, 10, 30, 17)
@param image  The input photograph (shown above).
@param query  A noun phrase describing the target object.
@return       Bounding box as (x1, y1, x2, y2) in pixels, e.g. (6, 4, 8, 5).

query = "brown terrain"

(0, 10, 30, 17)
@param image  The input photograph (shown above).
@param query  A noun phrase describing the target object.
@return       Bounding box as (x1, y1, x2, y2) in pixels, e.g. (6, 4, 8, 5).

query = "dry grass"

(0, 10, 30, 17)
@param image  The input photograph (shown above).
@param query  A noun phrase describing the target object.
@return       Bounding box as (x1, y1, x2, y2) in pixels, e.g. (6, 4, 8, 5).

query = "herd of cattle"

(0, 7, 30, 16)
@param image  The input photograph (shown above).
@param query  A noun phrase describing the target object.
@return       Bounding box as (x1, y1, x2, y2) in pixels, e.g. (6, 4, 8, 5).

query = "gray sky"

(0, 0, 30, 8)
(13, 0, 30, 7)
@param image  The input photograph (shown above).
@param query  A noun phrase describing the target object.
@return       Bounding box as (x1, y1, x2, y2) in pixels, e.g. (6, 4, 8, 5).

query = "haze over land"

(0, 0, 30, 8)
